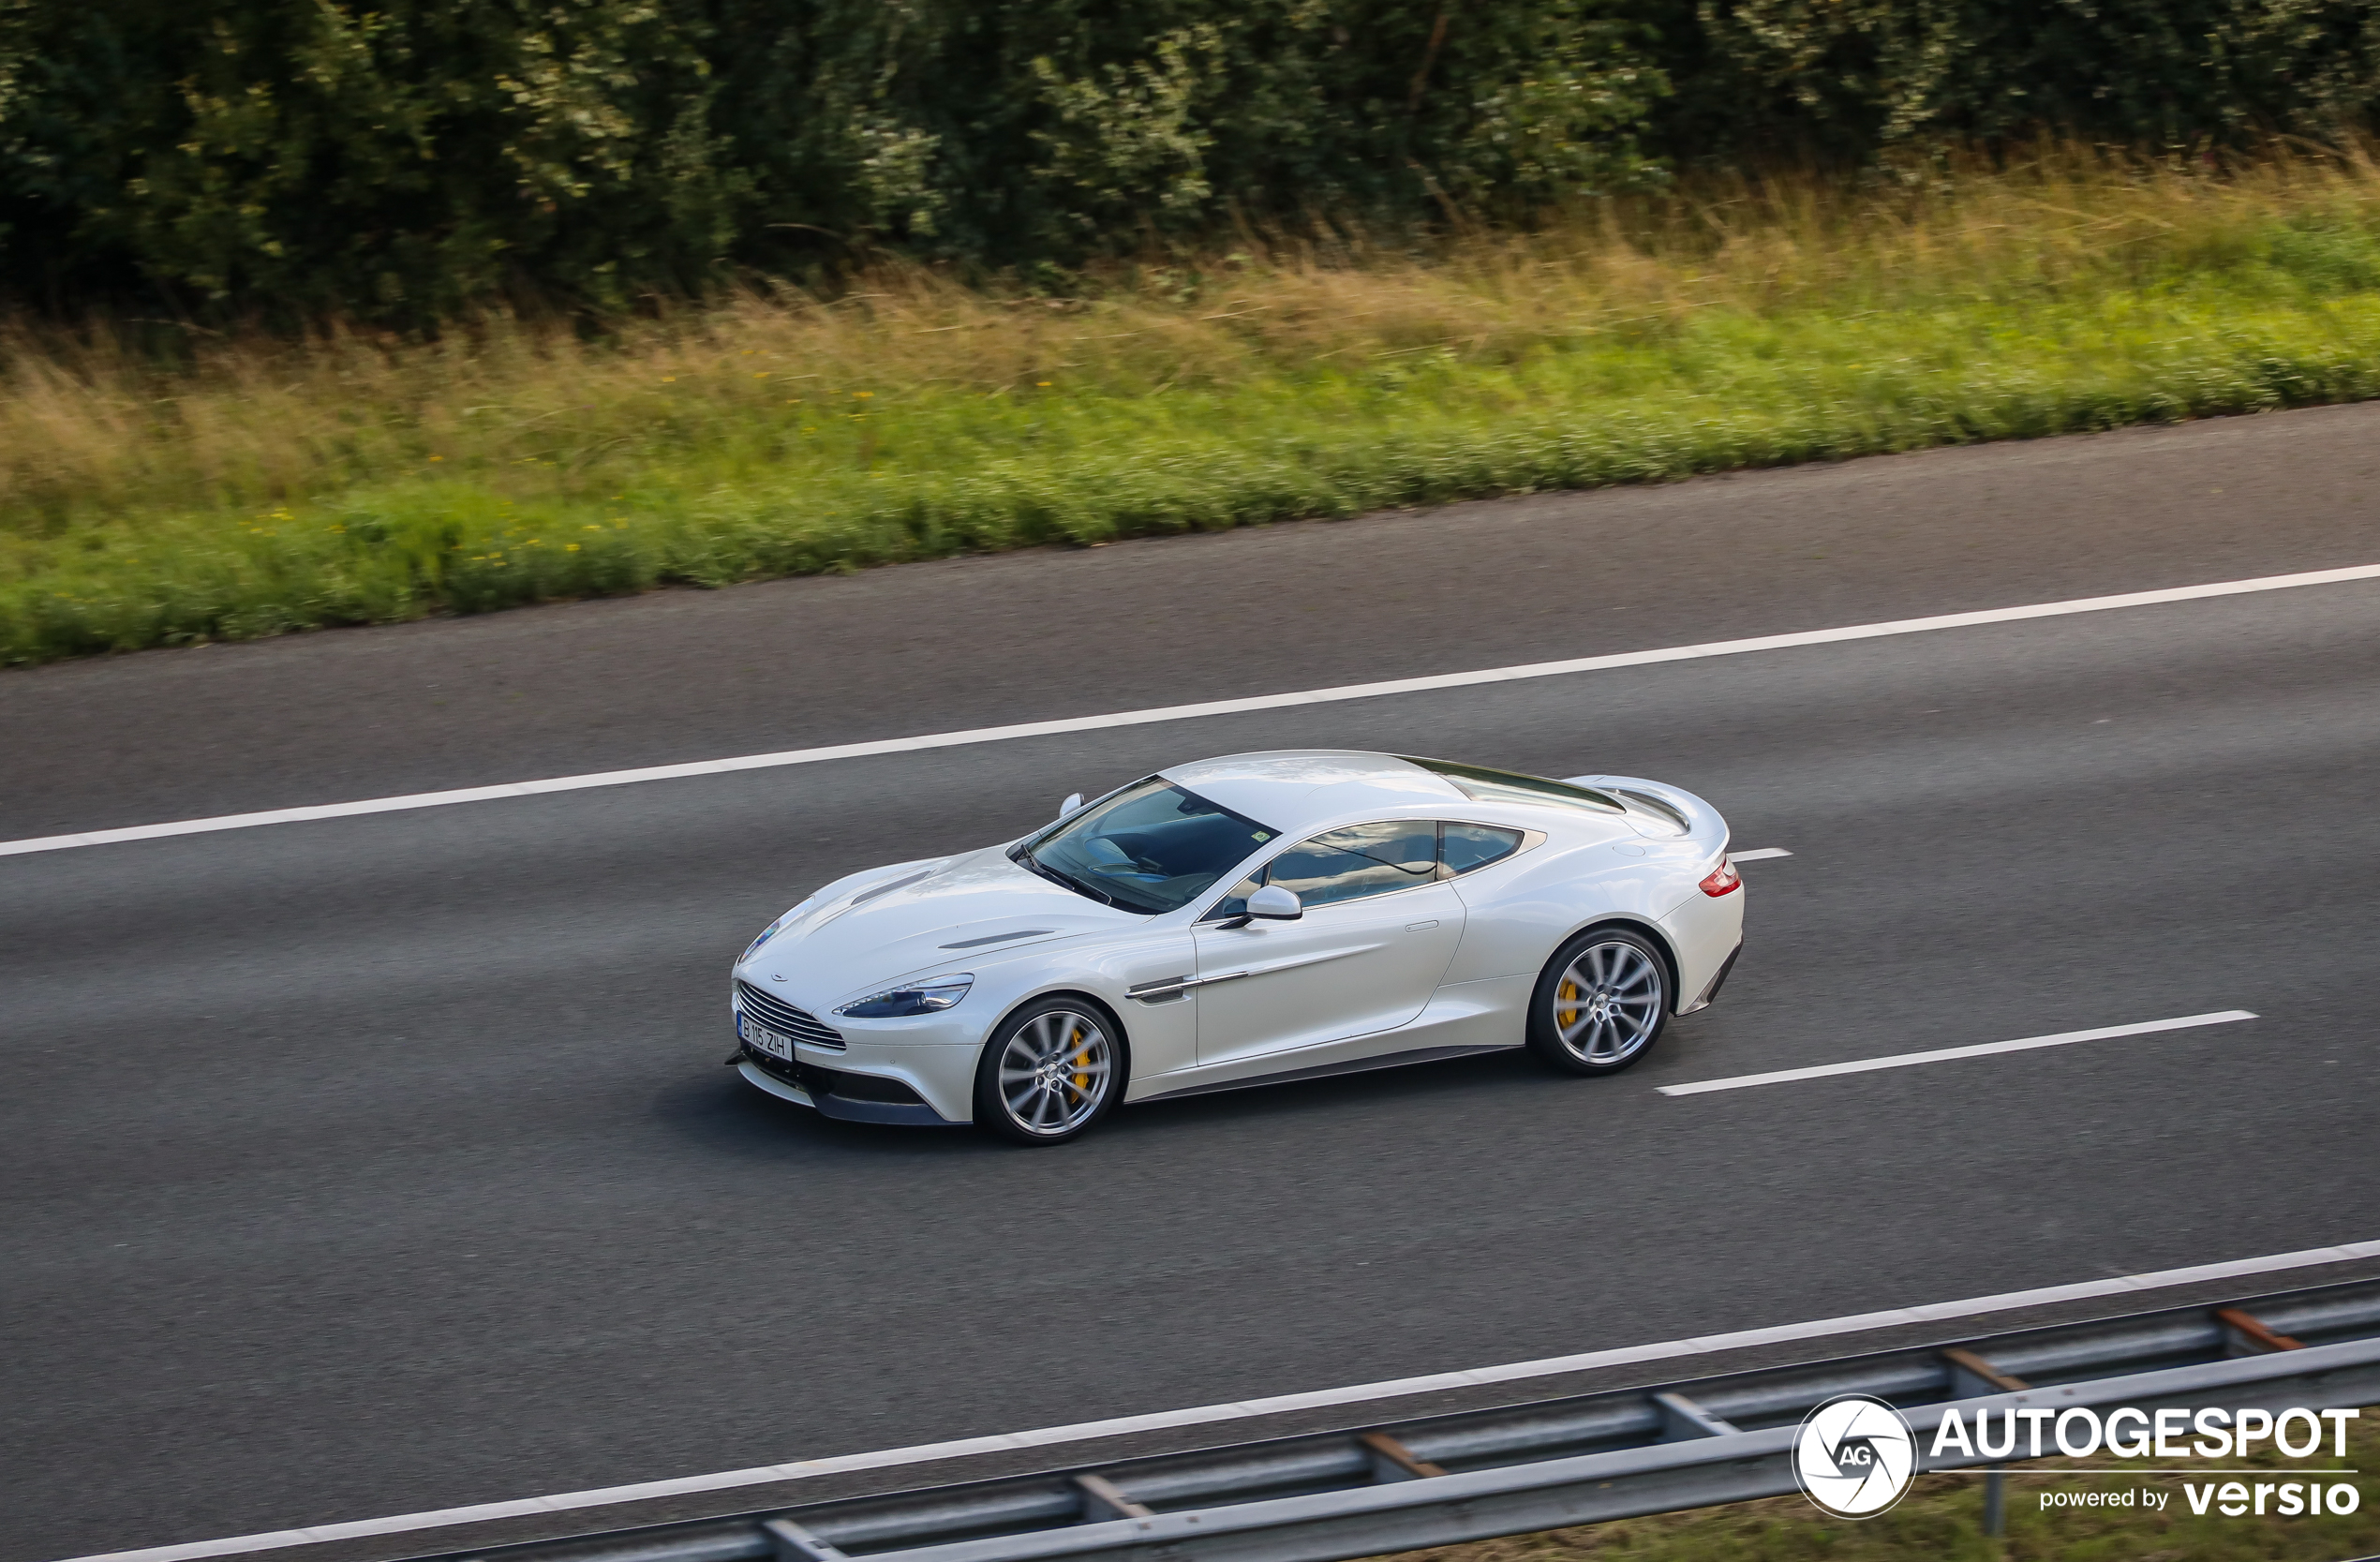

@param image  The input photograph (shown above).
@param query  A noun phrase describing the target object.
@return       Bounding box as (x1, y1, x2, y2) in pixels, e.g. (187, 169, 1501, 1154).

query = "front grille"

(747, 1049, 832, 1093)
(745, 1051, 924, 1108)
(736, 979, 846, 1051)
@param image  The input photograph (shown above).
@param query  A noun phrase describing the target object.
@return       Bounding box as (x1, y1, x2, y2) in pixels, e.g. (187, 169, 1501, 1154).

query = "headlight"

(740, 895, 819, 963)
(835, 974, 974, 1019)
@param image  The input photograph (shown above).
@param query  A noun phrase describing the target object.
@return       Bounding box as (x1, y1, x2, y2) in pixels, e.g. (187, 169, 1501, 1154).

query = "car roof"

(1158, 751, 1465, 836)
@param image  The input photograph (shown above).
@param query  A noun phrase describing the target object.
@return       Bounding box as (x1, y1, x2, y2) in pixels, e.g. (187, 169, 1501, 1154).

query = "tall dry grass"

(6, 141, 2380, 662)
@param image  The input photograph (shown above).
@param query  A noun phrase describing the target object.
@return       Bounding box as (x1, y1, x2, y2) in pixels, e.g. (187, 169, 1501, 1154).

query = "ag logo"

(1792, 1394, 1918, 1518)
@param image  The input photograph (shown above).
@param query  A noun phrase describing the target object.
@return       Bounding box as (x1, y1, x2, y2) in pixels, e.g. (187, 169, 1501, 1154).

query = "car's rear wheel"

(974, 998, 1123, 1145)
(1526, 927, 1671, 1076)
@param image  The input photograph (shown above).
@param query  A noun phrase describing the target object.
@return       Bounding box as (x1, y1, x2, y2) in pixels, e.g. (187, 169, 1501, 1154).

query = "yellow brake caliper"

(1069, 1024, 1092, 1093)
(1558, 978, 1582, 1027)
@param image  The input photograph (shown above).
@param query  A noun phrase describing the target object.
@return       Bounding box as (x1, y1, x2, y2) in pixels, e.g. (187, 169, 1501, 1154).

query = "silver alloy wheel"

(994, 1008, 1114, 1138)
(1552, 940, 1664, 1065)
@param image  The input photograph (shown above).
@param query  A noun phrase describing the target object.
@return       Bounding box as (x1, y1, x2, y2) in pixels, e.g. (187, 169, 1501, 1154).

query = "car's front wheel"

(973, 998, 1124, 1145)
(1526, 927, 1671, 1076)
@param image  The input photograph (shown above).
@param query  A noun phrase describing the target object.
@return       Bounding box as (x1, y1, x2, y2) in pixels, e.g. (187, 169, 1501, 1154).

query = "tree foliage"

(1, 0, 2374, 321)
(1678, 0, 2380, 157)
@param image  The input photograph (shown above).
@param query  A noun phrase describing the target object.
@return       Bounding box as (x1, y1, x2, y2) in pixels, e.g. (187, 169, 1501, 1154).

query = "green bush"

(3, 0, 2376, 323)
(0, 0, 1666, 320)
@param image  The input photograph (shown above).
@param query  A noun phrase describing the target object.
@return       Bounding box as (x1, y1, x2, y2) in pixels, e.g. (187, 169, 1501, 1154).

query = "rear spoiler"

(1562, 774, 1731, 861)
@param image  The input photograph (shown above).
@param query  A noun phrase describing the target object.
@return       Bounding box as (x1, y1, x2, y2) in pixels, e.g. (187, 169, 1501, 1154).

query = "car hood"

(744, 844, 1141, 1008)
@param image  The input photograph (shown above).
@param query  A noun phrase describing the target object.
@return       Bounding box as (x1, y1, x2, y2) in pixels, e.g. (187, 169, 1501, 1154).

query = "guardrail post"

(1359, 1432, 1448, 1482)
(1941, 1348, 2028, 1540)
(1072, 1475, 1153, 1522)
(765, 1518, 852, 1562)
(1651, 1391, 1740, 1441)
(2217, 1307, 2305, 1357)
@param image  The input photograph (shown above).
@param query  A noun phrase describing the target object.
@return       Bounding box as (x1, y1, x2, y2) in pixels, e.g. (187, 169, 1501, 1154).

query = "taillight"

(1699, 859, 1742, 897)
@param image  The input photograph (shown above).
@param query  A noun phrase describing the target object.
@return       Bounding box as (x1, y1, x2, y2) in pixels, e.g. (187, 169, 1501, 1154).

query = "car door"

(1191, 820, 1465, 1065)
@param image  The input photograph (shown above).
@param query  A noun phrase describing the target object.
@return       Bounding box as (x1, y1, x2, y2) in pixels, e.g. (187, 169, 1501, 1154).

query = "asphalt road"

(6, 405, 2380, 1562)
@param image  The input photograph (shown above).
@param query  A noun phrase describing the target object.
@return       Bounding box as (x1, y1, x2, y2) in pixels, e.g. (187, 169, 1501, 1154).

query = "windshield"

(1015, 779, 1277, 915)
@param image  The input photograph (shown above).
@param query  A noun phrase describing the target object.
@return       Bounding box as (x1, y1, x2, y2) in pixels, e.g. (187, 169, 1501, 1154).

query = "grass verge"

(7, 143, 2380, 665)
(1368, 1405, 2380, 1560)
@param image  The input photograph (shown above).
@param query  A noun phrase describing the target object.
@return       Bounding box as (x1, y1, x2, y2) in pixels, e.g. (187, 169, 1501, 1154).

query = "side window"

(1202, 820, 1438, 918)
(1440, 822, 1524, 876)
(1272, 822, 1438, 907)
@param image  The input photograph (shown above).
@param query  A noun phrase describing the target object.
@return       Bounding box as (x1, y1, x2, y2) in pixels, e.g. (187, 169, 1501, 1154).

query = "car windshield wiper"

(1012, 846, 1119, 908)
(1012, 845, 1168, 915)
(1089, 884, 1168, 916)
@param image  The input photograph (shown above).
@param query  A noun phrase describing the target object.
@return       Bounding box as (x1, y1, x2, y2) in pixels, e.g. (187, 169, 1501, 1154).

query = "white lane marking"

(8, 561, 2380, 861)
(1729, 847, 1793, 861)
(1658, 1010, 2257, 1097)
(66, 1231, 2380, 1562)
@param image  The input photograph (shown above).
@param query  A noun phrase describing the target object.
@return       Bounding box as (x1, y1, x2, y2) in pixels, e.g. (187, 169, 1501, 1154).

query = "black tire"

(972, 996, 1127, 1146)
(1525, 926, 1672, 1077)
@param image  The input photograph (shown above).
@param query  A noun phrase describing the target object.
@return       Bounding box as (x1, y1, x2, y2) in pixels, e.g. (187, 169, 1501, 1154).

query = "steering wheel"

(1085, 839, 1168, 878)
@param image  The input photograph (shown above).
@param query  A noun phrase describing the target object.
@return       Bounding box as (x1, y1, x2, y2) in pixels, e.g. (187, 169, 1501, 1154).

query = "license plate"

(741, 1015, 797, 1061)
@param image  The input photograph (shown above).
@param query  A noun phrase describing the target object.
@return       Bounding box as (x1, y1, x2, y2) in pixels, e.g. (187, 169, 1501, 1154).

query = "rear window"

(1441, 822, 1525, 873)
(1402, 757, 1625, 815)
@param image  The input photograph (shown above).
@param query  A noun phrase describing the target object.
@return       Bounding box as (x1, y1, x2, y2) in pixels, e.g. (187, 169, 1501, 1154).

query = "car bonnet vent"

(940, 929, 1057, 949)
(852, 869, 936, 906)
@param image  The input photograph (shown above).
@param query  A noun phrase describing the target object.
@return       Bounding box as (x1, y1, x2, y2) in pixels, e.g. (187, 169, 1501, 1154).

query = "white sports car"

(730, 751, 1744, 1144)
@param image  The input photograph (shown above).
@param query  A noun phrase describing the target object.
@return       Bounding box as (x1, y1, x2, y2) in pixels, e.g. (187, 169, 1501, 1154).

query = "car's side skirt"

(1132, 1043, 1521, 1104)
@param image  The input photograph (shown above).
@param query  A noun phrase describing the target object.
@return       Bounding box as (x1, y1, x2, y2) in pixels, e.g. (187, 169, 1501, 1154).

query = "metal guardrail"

(438, 1279, 2380, 1562)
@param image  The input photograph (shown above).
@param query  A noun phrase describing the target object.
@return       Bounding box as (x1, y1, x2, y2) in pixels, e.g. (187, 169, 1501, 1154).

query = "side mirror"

(1247, 885, 1303, 921)
(1056, 792, 1084, 821)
